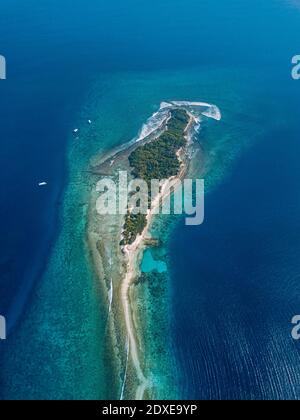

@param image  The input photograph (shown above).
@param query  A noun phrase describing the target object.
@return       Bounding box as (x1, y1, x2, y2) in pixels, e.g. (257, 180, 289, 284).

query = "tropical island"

(87, 102, 221, 400)
(121, 108, 190, 246)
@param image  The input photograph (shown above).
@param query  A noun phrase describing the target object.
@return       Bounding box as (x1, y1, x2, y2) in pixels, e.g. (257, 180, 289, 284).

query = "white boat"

(73, 128, 79, 133)
(88, 120, 92, 124)
(38, 182, 47, 187)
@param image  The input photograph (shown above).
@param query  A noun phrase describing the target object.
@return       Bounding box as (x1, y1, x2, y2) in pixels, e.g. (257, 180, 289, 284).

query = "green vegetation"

(121, 108, 189, 247)
(121, 212, 147, 246)
(129, 109, 189, 183)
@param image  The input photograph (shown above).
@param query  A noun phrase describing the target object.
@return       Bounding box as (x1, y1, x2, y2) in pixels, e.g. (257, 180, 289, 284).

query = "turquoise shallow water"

(141, 250, 167, 274)
(2, 61, 299, 398)
(1, 66, 268, 398)
(1, 0, 300, 400)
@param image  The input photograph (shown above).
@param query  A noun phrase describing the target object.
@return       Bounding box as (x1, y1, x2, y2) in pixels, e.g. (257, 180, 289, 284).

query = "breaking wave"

(136, 100, 221, 143)
(161, 100, 222, 121)
(108, 278, 113, 315)
(120, 336, 130, 400)
(136, 110, 170, 142)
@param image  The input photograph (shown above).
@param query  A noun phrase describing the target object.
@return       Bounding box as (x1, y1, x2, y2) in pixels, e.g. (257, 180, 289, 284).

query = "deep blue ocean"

(170, 118, 300, 399)
(0, 0, 300, 399)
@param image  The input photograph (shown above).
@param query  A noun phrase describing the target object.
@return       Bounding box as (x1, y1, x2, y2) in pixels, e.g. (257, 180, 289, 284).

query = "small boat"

(73, 128, 79, 134)
(38, 182, 47, 187)
(88, 120, 92, 124)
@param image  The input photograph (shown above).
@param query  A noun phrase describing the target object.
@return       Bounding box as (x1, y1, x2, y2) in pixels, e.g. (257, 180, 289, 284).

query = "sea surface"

(0, 0, 300, 399)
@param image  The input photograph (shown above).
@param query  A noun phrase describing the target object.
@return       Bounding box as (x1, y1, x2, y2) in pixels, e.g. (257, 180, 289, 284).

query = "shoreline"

(87, 107, 200, 399)
(120, 112, 196, 399)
